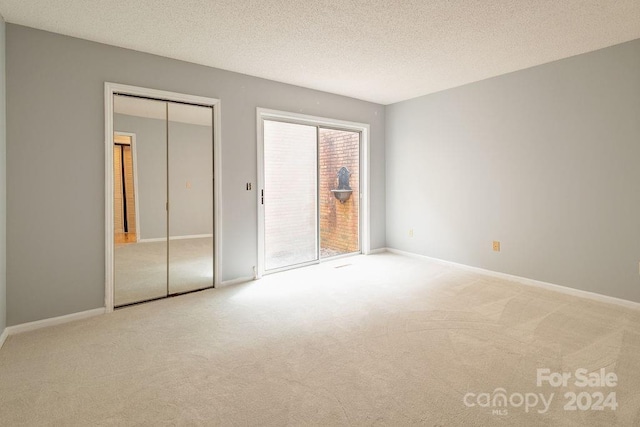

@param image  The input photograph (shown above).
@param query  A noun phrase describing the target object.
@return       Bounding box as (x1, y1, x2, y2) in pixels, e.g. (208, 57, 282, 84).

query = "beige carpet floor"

(1, 252, 639, 426)
(115, 237, 214, 306)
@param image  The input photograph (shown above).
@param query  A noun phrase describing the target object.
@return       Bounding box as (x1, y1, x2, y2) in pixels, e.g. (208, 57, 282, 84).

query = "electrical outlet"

(409, 229, 414, 238)
(493, 241, 500, 252)
(186, 181, 192, 189)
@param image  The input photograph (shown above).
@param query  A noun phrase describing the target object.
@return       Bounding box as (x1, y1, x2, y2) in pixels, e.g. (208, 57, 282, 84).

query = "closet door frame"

(104, 82, 222, 312)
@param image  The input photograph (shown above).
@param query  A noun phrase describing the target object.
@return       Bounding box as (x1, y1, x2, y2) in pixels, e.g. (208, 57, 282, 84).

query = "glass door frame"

(104, 82, 222, 312)
(256, 108, 371, 278)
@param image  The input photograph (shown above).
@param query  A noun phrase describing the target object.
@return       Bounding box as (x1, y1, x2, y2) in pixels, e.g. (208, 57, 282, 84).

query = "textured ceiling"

(1, 1, 639, 104)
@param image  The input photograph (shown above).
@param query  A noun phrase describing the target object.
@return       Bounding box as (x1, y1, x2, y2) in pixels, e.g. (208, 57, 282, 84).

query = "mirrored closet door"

(113, 94, 214, 307)
(167, 102, 214, 296)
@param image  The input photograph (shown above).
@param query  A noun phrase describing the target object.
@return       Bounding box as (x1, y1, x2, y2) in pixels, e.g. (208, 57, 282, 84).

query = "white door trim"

(105, 82, 222, 312)
(256, 108, 371, 278)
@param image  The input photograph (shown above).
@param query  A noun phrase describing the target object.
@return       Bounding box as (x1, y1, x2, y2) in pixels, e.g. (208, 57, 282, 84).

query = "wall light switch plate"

(493, 241, 500, 252)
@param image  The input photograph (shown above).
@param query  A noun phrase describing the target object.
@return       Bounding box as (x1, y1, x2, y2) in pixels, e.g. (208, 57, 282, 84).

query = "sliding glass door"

(259, 115, 361, 275)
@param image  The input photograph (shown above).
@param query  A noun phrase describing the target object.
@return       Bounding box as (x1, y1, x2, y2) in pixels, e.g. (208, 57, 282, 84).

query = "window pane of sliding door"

(263, 120, 318, 271)
(318, 128, 360, 258)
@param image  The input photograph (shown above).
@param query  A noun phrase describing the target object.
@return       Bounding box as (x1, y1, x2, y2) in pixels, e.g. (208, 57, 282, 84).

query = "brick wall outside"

(319, 129, 359, 255)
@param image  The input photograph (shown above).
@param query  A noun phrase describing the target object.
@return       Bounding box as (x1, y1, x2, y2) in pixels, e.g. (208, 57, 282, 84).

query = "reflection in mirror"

(114, 134, 137, 244)
(113, 95, 215, 307)
(113, 95, 168, 306)
(168, 103, 214, 294)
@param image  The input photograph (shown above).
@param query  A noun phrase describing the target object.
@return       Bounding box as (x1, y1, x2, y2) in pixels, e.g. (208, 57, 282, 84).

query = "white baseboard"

(218, 276, 254, 288)
(139, 234, 213, 243)
(0, 328, 8, 350)
(367, 248, 387, 255)
(386, 247, 640, 311)
(4, 307, 106, 337)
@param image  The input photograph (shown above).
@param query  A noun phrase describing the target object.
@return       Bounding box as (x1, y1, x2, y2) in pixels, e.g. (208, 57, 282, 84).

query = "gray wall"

(0, 16, 6, 335)
(386, 39, 640, 303)
(5, 24, 385, 325)
(114, 114, 213, 240)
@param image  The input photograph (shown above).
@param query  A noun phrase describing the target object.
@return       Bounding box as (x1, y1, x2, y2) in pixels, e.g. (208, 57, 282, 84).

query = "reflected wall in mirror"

(168, 102, 214, 295)
(113, 94, 214, 307)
